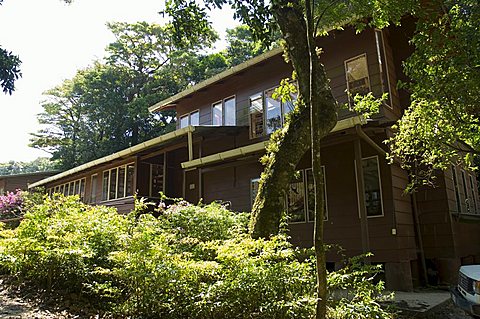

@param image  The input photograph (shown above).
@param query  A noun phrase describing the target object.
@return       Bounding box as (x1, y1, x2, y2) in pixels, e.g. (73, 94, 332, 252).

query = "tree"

(388, 0, 480, 188)
(31, 22, 264, 169)
(0, 157, 58, 175)
(164, 1, 417, 317)
(0, 1, 21, 95)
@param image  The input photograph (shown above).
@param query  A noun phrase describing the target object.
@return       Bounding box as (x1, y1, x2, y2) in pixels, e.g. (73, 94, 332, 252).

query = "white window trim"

(101, 162, 135, 202)
(179, 109, 200, 128)
(51, 177, 86, 201)
(211, 96, 236, 126)
(287, 170, 307, 224)
(344, 53, 372, 106)
(354, 155, 385, 218)
(249, 92, 265, 139)
(249, 85, 297, 139)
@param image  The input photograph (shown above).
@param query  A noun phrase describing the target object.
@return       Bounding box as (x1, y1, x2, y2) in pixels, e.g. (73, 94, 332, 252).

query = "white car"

(451, 265, 480, 318)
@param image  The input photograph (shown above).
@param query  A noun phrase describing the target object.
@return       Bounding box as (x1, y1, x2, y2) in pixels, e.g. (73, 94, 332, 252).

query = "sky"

(0, 0, 237, 163)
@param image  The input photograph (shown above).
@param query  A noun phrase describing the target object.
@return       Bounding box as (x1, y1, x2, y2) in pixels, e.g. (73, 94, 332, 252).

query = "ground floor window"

(250, 166, 328, 223)
(49, 178, 86, 202)
(355, 156, 384, 217)
(102, 163, 135, 201)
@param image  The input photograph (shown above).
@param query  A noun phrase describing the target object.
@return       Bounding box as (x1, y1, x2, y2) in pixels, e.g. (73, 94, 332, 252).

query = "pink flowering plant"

(0, 190, 24, 220)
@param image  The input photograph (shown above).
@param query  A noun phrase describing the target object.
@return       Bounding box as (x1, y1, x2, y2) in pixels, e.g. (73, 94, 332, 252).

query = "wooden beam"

(354, 138, 371, 258)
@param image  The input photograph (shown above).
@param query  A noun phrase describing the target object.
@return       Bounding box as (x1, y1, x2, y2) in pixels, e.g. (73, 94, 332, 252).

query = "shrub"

(0, 196, 395, 318)
(0, 190, 24, 220)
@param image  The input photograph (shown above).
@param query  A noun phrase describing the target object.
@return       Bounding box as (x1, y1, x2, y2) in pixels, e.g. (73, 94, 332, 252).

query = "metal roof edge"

(181, 115, 366, 169)
(28, 126, 196, 189)
(148, 47, 284, 113)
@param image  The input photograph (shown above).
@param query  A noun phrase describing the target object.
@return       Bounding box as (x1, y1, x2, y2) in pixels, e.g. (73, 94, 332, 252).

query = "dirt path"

(0, 277, 101, 319)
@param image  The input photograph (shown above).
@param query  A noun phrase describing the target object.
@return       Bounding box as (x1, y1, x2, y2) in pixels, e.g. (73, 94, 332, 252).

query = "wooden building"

(29, 24, 480, 291)
(0, 171, 58, 194)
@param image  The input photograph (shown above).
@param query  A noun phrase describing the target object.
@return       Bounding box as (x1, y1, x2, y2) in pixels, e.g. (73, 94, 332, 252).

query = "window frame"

(101, 162, 135, 202)
(179, 109, 200, 128)
(249, 85, 297, 139)
(211, 95, 236, 126)
(354, 155, 384, 218)
(344, 53, 372, 106)
(51, 177, 86, 201)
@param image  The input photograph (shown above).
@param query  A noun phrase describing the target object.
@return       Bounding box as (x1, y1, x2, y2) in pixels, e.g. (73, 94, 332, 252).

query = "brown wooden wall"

(198, 130, 418, 265)
(1, 173, 56, 193)
(175, 27, 406, 128)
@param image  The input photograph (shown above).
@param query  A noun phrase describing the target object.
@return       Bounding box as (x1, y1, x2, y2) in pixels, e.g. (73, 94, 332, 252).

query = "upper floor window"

(345, 54, 371, 104)
(180, 110, 199, 128)
(212, 96, 236, 126)
(249, 87, 297, 138)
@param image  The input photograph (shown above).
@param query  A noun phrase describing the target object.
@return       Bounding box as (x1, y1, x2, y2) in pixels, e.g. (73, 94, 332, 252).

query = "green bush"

(0, 195, 395, 318)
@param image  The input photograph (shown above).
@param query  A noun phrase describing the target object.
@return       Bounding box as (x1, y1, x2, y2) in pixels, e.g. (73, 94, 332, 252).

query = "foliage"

(388, 0, 480, 187)
(30, 22, 265, 169)
(0, 190, 23, 220)
(0, 47, 21, 95)
(0, 157, 58, 176)
(0, 196, 395, 318)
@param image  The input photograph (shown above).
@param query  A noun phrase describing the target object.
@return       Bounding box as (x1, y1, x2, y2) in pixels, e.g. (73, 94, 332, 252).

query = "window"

(356, 156, 383, 217)
(305, 167, 328, 222)
(452, 166, 462, 213)
(102, 163, 135, 201)
(250, 178, 261, 208)
(469, 174, 478, 214)
(249, 86, 297, 138)
(287, 171, 306, 223)
(212, 97, 236, 126)
(345, 54, 371, 104)
(249, 94, 264, 138)
(179, 110, 199, 128)
(51, 178, 86, 201)
(90, 174, 97, 203)
(251, 167, 328, 224)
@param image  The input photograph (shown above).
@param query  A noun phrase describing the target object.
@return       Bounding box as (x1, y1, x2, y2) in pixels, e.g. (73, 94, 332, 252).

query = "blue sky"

(0, 0, 236, 162)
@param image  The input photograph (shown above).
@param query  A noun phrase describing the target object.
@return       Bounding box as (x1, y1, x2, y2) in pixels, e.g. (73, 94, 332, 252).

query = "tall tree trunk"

(250, 0, 337, 239)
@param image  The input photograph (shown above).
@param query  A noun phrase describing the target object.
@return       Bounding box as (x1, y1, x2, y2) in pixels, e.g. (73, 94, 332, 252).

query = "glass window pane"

(452, 166, 462, 213)
(109, 169, 117, 200)
(117, 166, 126, 198)
(180, 115, 189, 128)
(126, 165, 135, 196)
(249, 94, 264, 138)
(362, 157, 383, 217)
(74, 180, 80, 195)
(346, 55, 370, 97)
(306, 167, 327, 222)
(251, 178, 260, 209)
(68, 182, 75, 196)
(283, 92, 297, 119)
(60, 185, 65, 195)
(212, 102, 223, 126)
(90, 175, 97, 203)
(190, 111, 199, 126)
(80, 179, 85, 202)
(224, 97, 236, 126)
(287, 171, 306, 223)
(102, 172, 109, 201)
(265, 89, 282, 134)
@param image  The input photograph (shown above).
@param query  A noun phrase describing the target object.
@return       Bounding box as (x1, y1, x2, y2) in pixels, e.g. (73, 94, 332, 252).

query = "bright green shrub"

(0, 194, 128, 295)
(0, 196, 395, 318)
